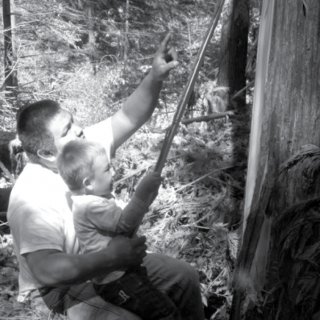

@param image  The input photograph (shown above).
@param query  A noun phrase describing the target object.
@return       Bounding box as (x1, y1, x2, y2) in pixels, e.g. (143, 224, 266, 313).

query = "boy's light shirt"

(71, 194, 126, 284)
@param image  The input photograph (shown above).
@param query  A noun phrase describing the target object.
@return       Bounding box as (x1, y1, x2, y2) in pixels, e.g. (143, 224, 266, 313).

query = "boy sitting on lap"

(57, 139, 181, 320)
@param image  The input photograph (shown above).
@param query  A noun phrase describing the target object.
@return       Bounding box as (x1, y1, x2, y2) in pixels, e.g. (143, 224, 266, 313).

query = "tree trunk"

(86, 2, 97, 74)
(217, 0, 249, 109)
(231, 0, 320, 319)
(123, 0, 129, 64)
(3, 0, 18, 94)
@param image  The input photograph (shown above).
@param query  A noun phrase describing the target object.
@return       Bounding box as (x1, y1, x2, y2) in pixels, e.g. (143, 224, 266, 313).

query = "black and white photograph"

(0, 0, 319, 319)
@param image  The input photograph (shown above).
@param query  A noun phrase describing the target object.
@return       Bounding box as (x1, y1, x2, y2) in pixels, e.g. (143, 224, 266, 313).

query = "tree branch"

(181, 111, 235, 125)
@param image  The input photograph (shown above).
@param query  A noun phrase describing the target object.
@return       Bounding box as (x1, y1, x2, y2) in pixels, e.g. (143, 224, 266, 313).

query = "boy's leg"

(95, 268, 181, 320)
(65, 282, 142, 320)
(40, 281, 141, 320)
(143, 253, 205, 320)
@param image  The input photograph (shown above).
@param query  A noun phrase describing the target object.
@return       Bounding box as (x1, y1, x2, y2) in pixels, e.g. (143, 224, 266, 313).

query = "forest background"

(0, 0, 260, 319)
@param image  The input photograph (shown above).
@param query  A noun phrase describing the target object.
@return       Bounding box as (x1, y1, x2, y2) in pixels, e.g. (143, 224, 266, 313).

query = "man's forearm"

(26, 249, 121, 287)
(26, 236, 147, 288)
(122, 72, 163, 127)
(111, 72, 163, 150)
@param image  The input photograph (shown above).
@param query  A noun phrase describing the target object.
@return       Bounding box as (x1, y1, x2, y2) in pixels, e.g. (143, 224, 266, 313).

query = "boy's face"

(90, 152, 114, 198)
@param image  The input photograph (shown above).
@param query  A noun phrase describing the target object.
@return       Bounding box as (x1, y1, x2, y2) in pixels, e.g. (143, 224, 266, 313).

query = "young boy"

(57, 139, 181, 320)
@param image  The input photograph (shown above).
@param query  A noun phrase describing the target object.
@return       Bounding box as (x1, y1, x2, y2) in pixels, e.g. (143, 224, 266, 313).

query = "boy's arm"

(116, 172, 161, 236)
(110, 34, 178, 152)
(25, 236, 147, 287)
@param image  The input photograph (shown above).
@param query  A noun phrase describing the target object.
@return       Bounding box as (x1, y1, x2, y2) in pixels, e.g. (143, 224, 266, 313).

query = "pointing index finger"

(159, 33, 172, 53)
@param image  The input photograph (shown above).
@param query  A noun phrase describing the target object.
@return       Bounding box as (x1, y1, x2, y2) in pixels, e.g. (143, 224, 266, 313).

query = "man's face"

(48, 109, 84, 154)
(90, 152, 114, 198)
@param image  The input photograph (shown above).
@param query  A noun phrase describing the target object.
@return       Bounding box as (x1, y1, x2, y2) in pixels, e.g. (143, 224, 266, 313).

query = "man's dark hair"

(17, 100, 61, 162)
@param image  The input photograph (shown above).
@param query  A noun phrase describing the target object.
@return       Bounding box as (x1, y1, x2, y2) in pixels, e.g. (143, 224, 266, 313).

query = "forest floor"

(0, 108, 250, 320)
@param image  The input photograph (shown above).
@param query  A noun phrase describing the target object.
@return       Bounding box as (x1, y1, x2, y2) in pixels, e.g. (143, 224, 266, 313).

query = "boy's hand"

(150, 33, 179, 82)
(135, 171, 162, 206)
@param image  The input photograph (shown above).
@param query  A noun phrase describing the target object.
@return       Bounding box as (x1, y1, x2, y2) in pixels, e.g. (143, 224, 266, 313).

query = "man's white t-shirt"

(7, 118, 114, 299)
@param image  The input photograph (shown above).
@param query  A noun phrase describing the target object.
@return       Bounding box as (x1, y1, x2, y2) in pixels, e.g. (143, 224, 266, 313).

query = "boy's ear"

(83, 177, 93, 192)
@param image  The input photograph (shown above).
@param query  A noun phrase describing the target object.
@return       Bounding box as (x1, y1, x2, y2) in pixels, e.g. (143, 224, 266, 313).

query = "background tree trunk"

(3, 0, 18, 100)
(231, 0, 320, 319)
(123, 0, 129, 64)
(217, 0, 249, 109)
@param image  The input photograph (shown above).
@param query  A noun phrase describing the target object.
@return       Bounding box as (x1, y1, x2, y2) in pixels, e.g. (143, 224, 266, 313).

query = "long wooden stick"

(154, 0, 225, 173)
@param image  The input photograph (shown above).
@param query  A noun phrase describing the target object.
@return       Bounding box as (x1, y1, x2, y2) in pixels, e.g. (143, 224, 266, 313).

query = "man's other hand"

(107, 235, 147, 269)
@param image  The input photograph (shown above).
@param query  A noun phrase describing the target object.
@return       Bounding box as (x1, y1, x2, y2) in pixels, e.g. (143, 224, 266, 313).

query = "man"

(7, 35, 205, 320)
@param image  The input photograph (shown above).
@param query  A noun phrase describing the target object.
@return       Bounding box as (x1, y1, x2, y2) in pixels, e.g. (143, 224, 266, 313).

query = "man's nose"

(73, 125, 83, 137)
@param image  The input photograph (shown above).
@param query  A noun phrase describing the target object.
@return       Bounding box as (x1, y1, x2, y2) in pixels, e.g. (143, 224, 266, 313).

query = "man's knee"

(143, 254, 201, 296)
(160, 255, 200, 288)
(179, 261, 201, 287)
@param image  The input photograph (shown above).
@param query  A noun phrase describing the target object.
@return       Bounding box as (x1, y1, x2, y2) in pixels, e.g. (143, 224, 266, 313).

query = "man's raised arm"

(111, 34, 178, 150)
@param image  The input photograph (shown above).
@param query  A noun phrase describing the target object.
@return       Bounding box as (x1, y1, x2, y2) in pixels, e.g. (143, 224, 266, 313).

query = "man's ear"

(83, 177, 93, 193)
(37, 149, 56, 163)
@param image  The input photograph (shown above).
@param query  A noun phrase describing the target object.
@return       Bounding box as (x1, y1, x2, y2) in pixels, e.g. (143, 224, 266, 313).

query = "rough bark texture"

(232, 0, 320, 319)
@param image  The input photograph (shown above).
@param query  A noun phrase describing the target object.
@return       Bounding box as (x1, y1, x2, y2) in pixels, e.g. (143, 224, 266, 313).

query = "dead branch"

(181, 111, 235, 125)
(175, 164, 236, 192)
(231, 80, 254, 100)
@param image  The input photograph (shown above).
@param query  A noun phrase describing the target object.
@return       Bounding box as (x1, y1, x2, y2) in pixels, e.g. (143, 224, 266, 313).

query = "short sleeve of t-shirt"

(10, 203, 65, 256)
(83, 117, 115, 160)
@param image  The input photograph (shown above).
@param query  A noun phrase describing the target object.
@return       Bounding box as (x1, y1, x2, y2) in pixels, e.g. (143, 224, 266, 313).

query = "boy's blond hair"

(57, 140, 105, 191)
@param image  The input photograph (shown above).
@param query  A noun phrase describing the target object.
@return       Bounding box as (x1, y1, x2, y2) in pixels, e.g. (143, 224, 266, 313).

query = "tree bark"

(231, 0, 320, 319)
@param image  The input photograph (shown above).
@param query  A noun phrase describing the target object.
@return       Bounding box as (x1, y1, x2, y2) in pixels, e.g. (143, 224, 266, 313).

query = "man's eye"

(61, 129, 69, 137)
(62, 124, 72, 137)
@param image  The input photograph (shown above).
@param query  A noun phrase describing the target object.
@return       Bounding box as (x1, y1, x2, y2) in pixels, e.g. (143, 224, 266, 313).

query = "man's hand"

(150, 33, 179, 82)
(134, 171, 162, 206)
(107, 235, 147, 269)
